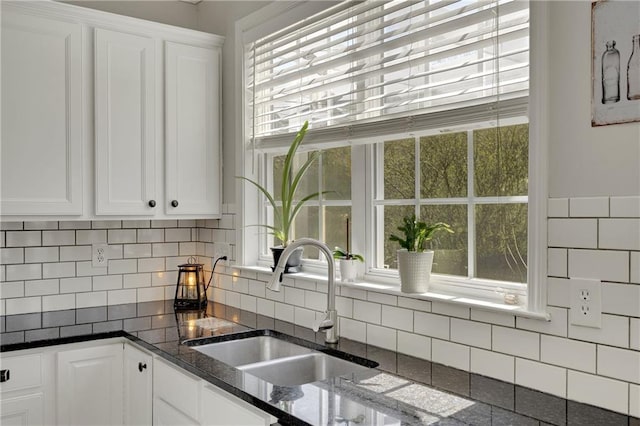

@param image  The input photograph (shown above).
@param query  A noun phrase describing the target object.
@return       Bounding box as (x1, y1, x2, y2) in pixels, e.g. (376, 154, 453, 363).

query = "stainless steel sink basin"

(191, 335, 313, 367)
(238, 352, 371, 386)
(185, 330, 377, 385)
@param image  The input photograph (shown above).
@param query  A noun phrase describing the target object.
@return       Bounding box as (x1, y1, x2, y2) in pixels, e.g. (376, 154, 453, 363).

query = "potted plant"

(390, 214, 453, 293)
(238, 121, 325, 272)
(332, 218, 363, 282)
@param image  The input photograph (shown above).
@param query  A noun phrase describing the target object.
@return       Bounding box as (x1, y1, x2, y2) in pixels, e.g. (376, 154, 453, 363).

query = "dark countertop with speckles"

(1, 301, 637, 426)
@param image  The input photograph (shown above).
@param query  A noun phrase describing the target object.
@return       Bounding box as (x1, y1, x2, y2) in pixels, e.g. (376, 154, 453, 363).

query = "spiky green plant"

(389, 214, 454, 252)
(332, 247, 364, 262)
(238, 121, 326, 247)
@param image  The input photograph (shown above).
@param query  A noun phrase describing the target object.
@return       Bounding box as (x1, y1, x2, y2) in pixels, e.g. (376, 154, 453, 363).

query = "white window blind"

(246, 0, 529, 149)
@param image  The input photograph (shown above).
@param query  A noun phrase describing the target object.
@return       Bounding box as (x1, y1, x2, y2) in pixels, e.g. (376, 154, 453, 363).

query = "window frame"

(235, 1, 550, 314)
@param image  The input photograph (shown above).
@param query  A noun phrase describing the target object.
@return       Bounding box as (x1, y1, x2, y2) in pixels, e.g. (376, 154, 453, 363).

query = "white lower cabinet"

(201, 384, 274, 426)
(56, 343, 124, 425)
(124, 343, 153, 425)
(0, 352, 45, 426)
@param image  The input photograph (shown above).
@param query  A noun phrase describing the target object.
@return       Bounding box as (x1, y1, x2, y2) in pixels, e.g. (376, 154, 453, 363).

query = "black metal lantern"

(174, 256, 207, 310)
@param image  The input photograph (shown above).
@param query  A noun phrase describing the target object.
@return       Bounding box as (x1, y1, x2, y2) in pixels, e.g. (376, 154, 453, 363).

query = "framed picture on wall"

(591, 0, 640, 126)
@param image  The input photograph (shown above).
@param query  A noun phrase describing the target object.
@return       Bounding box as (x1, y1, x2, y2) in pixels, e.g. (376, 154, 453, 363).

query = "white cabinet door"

(153, 398, 200, 426)
(0, 11, 83, 215)
(153, 358, 200, 422)
(200, 384, 274, 426)
(0, 393, 44, 426)
(123, 344, 152, 426)
(57, 344, 123, 425)
(95, 28, 157, 215)
(165, 42, 221, 217)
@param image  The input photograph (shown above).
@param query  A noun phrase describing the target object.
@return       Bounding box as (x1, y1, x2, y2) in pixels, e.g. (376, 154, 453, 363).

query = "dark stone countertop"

(1, 301, 638, 426)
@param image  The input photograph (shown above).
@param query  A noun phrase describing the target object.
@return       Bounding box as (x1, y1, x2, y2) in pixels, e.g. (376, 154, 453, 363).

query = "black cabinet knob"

(138, 362, 147, 372)
(0, 369, 10, 382)
(171, 200, 179, 208)
(148, 200, 156, 208)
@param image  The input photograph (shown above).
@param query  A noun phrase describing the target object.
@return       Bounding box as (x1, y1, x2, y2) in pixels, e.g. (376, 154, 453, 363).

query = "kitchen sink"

(184, 330, 377, 385)
(191, 335, 314, 367)
(238, 352, 372, 386)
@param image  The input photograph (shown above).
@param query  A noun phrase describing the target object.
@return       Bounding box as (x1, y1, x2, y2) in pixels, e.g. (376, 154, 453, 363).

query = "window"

(238, 0, 546, 310)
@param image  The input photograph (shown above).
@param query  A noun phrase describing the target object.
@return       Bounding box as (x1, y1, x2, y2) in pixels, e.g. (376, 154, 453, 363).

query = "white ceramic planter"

(397, 249, 434, 293)
(339, 259, 358, 282)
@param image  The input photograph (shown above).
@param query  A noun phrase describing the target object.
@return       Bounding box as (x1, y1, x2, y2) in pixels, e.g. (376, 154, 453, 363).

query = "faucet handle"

(312, 311, 334, 332)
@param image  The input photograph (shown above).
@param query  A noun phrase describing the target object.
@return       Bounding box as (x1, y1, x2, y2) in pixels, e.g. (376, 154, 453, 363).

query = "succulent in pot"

(332, 247, 364, 283)
(238, 121, 326, 272)
(390, 214, 453, 293)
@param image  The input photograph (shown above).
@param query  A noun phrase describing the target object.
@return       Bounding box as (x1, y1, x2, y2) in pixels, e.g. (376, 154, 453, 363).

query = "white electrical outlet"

(570, 278, 602, 328)
(213, 242, 230, 262)
(92, 243, 109, 268)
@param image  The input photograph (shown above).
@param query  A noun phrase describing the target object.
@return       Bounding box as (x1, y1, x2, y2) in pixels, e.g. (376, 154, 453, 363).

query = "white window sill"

(230, 264, 550, 321)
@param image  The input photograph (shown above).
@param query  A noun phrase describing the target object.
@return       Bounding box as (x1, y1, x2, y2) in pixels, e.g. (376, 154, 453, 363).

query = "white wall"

(548, 1, 640, 198)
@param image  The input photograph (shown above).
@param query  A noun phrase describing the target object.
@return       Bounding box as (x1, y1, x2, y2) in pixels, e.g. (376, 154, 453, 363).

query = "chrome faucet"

(266, 238, 339, 344)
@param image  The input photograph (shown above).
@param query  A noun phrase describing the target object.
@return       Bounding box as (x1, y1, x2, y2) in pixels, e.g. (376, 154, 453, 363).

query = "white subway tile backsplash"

(265, 287, 285, 303)
(59, 245, 91, 262)
(241, 294, 257, 313)
(597, 345, 640, 384)
(340, 287, 367, 300)
(339, 317, 366, 342)
(43, 231, 75, 246)
(568, 249, 629, 283)
(5, 296, 41, 315)
(107, 230, 136, 244)
(0, 248, 23, 264)
(60, 277, 92, 294)
(7, 231, 41, 247)
(540, 335, 596, 373)
(335, 296, 353, 318)
(631, 384, 640, 418)
(381, 305, 413, 332)
(293, 307, 315, 328)
(397, 296, 431, 312)
(6, 263, 41, 281)
(548, 219, 597, 248)
(42, 262, 75, 279)
(284, 286, 305, 307)
(569, 197, 609, 217)
(137, 229, 164, 243)
(122, 220, 150, 229)
(24, 279, 59, 297)
(108, 289, 136, 305)
(256, 298, 275, 317)
(152, 220, 176, 228)
(138, 258, 165, 273)
(547, 278, 571, 308)
(599, 219, 640, 250)
(548, 198, 569, 217)
(632, 252, 640, 284)
(24, 221, 58, 230)
(42, 294, 75, 311)
(137, 287, 164, 302)
(567, 371, 628, 415)
(397, 331, 430, 360)
(24, 247, 59, 263)
(631, 318, 640, 350)
(353, 300, 381, 324)
(547, 248, 568, 277)
(165, 228, 191, 242)
(59, 221, 91, 230)
(366, 324, 396, 351)
(274, 302, 294, 323)
(76, 261, 107, 277)
(432, 339, 469, 371)
(76, 230, 107, 245)
(123, 273, 151, 288)
(93, 275, 123, 291)
(432, 301, 469, 319)
(1, 281, 24, 299)
(414, 311, 450, 340)
(92, 221, 122, 229)
(1, 223, 23, 231)
(225, 291, 241, 308)
(515, 358, 566, 398)
(601, 282, 640, 316)
(469, 309, 515, 327)
(152, 243, 179, 257)
(304, 290, 326, 312)
(493, 326, 539, 359)
(248, 280, 266, 298)
(470, 348, 514, 383)
(179, 242, 196, 256)
(108, 259, 137, 275)
(568, 313, 629, 348)
(610, 196, 640, 217)
(450, 318, 491, 349)
(367, 292, 397, 306)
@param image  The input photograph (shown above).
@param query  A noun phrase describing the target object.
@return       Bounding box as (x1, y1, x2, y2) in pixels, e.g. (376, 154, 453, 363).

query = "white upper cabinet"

(95, 28, 157, 216)
(165, 42, 221, 217)
(0, 1, 223, 220)
(0, 11, 83, 215)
